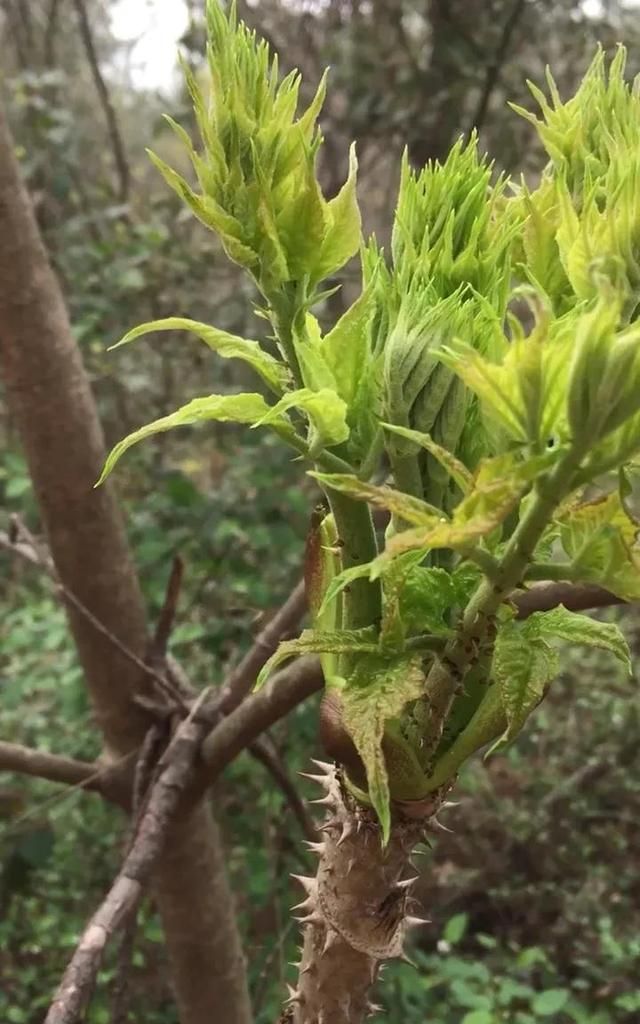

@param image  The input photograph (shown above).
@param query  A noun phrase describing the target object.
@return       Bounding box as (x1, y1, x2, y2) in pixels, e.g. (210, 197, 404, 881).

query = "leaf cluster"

(99, 2, 640, 837)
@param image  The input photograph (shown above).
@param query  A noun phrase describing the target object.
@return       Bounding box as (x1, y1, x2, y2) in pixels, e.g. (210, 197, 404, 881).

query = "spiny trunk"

(0, 101, 252, 1024)
(286, 763, 450, 1024)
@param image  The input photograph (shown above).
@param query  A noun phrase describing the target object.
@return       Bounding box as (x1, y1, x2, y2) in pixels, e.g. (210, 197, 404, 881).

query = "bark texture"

(0, 101, 148, 754)
(288, 764, 449, 1024)
(154, 806, 252, 1024)
(0, 102, 251, 1024)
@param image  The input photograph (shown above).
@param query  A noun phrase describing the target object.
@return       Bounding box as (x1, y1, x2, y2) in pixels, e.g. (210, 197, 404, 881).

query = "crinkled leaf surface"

(340, 653, 425, 842)
(490, 621, 558, 752)
(490, 601, 631, 754)
(558, 490, 640, 599)
(524, 605, 631, 673)
(255, 626, 379, 688)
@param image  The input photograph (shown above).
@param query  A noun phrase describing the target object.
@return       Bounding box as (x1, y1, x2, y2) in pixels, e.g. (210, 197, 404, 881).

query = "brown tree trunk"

(0, 101, 252, 1024)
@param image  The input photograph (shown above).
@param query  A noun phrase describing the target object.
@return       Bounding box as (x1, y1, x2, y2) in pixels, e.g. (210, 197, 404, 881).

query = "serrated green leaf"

(382, 423, 473, 494)
(579, 406, 640, 480)
(313, 144, 361, 282)
(111, 317, 288, 392)
(340, 653, 425, 842)
(319, 278, 381, 464)
(490, 621, 558, 752)
(147, 150, 259, 268)
(436, 339, 524, 441)
(320, 281, 377, 409)
(255, 626, 379, 689)
(256, 194, 290, 286)
(277, 156, 328, 279)
(304, 510, 342, 681)
(523, 605, 631, 673)
(558, 490, 640, 600)
(382, 450, 554, 560)
(97, 393, 290, 484)
(317, 554, 467, 640)
(379, 556, 415, 650)
(255, 387, 349, 454)
(437, 292, 576, 451)
(400, 564, 473, 635)
(296, 321, 339, 393)
(311, 473, 441, 526)
(317, 562, 375, 619)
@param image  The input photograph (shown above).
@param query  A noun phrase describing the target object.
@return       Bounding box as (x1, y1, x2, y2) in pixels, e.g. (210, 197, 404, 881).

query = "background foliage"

(1, 1, 639, 1021)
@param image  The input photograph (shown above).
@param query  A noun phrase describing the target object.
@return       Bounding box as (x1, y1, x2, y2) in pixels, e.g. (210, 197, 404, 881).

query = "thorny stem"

(287, 763, 446, 1024)
(417, 444, 586, 776)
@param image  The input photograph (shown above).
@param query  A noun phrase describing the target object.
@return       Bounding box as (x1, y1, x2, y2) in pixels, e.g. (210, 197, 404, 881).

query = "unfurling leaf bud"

(378, 139, 516, 502)
(151, 0, 361, 305)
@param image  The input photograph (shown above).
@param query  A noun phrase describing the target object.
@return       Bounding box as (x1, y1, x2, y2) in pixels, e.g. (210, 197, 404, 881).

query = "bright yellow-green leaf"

(311, 473, 441, 526)
(277, 157, 328, 279)
(382, 450, 555, 559)
(558, 490, 640, 599)
(147, 150, 259, 268)
(296, 319, 339, 392)
(256, 388, 349, 453)
(111, 317, 288, 393)
(320, 281, 377, 410)
(317, 562, 374, 619)
(313, 144, 361, 282)
(97, 392, 289, 484)
(255, 626, 379, 689)
(437, 305, 574, 448)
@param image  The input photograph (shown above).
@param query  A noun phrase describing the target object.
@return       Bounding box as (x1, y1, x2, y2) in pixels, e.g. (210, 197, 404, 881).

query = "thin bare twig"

(150, 556, 184, 661)
(70, 0, 130, 202)
(51, 558, 186, 1022)
(467, 0, 527, 137)
(110, 919, 138, 1024)
(0, 741, 99, 791)
(196, 657, 324, 800)
(44, 691, 211, 1024)
(248, 736, 317, 841)
(214, 579, 307, 715)
(110, 720, 171, 1024)
(131, 724, 169, 824)
(513, 581, 626, 618)
(0, 523, 189, 712)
